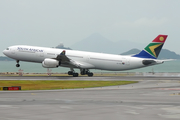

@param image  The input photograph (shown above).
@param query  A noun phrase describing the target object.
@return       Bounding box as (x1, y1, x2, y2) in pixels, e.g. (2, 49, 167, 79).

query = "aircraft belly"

(89, 61, 124, 71)
(89, 58, 144, 71)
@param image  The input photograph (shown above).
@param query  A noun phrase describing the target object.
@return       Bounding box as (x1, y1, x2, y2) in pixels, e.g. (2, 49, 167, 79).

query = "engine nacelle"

(42, 58, 60, 68)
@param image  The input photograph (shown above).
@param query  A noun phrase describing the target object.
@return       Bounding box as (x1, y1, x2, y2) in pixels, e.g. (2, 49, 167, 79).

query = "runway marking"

(169, 93, 180, 96)
(60, 106, 73, 109)
(124, 106, 144, 110)
(125, 110, 140, 115)
(159, 106, 180, 119)
(0, 105, 19, 108)
(156, 88, 180, 91)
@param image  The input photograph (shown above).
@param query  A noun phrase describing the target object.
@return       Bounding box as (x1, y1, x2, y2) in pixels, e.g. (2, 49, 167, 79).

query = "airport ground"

(0, 75, 180, 120)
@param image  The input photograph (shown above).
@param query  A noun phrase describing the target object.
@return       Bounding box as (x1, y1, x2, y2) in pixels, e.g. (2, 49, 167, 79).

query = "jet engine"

(42, 58, 60, 68)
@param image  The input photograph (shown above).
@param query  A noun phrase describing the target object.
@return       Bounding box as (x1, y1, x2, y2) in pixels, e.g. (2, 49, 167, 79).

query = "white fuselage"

(3, 45, 161, 71)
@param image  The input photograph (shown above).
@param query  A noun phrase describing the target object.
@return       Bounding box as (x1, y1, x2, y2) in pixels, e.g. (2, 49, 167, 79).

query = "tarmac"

(0, 76, 180, 120)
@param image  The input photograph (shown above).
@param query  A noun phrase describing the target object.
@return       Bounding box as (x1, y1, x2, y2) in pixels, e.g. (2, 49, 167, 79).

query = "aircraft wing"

(55, 50, 94, 69)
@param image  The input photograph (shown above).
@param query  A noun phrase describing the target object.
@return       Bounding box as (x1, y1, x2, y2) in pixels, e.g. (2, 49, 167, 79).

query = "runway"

(0, 76, 180, 120)
(0, 75, 180, 80)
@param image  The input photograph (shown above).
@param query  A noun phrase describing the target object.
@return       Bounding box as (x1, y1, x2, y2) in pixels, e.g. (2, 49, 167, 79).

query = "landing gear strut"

(16, 60, 20, 67)
(80, 69, 93, 77)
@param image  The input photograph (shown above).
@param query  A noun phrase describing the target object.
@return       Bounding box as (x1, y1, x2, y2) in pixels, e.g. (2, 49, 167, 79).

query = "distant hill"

(0, 56, 14, 61)
(121, 49, 180, 59)
(71, 33, 144, 54)
(55, 43, 72, 50)
(121, 48, 141, 55)
(158, 49, 180, 59)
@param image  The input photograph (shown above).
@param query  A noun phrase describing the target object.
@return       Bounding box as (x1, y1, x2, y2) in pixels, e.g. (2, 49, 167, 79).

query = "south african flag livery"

(133, 35, 168, 59)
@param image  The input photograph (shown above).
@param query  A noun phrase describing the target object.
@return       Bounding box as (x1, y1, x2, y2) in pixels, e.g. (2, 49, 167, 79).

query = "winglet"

(133, 35, 168, 59)
(56, 50, 69, 61)
(60, 50, 66, 55)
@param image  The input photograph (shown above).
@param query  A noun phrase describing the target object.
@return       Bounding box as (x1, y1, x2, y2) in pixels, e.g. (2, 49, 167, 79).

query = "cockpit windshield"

(6, 48, 10, 50)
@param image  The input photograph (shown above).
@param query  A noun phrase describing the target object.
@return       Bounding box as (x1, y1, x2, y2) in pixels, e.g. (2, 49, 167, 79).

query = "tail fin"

(133, 35, 168, 59)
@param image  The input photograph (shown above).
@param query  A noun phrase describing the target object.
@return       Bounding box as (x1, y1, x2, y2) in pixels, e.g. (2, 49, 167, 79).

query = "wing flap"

(69, 60, 95, 68)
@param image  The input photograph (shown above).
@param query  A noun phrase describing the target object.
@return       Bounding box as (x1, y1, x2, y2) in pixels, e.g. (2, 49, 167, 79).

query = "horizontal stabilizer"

(142, 59, 164, 66)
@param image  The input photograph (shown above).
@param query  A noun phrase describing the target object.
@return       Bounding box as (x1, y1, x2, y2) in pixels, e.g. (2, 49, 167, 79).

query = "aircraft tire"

(73, 73, 79, 77)
(88, 73, 93, 77)
(16, 64, 20, 67)
(68, 71, 73, 75)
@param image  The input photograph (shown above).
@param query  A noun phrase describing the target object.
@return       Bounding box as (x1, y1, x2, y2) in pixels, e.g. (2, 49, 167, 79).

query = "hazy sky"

(1, 0, 180, 56)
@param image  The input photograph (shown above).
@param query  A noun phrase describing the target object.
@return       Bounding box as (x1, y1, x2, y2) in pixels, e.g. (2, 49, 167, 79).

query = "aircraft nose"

(3, 49, 7, 55)
(3, 49, 9, 56)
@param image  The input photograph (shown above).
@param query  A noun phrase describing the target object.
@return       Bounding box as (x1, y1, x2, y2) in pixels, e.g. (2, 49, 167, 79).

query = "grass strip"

(0, 80, 138, 90)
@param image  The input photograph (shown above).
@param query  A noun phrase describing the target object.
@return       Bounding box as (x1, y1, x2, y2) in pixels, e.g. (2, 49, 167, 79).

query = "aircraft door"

(11, 50, 15, 54)
(39, 53, 44, 57)
(122, 58, 130, 65)
(11, 48, 15, 54)
(84, 55, 90, 62)
(36, 52, 44, 61)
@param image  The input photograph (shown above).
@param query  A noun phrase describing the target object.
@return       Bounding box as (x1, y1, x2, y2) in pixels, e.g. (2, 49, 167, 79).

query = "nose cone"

(3, 49, 7, 56)
(3, 49, 9, 56)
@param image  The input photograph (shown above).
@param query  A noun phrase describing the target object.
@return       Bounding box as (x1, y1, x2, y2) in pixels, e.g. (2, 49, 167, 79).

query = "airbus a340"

(3, 35, 168, 77)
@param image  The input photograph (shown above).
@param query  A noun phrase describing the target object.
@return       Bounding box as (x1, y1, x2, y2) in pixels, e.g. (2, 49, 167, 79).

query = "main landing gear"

(68, 68, 93, 77)
(16, 60, 20, 67)
(68, 71, 79, 77)
(68, 68, 79, 77)
(80, 69, 93, 77)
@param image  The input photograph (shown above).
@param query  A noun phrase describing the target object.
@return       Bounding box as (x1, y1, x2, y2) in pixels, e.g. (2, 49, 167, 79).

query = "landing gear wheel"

(16, 60, 20, 67)
(16, 64, 20, 67)
(68, 71, 73, 75)
(88, 72, 93, 77)
(73, 73, 79, 77)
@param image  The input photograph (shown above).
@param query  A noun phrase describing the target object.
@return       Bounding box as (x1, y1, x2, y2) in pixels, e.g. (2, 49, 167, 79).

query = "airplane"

(3, 34, 168, 77)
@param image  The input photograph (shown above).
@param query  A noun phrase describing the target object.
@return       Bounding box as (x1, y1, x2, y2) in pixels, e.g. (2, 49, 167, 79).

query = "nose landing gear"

(16, 60, 20, 67)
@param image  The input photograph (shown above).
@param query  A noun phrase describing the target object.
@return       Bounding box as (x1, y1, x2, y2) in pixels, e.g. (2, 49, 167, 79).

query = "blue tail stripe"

(133, 50, 156, 59)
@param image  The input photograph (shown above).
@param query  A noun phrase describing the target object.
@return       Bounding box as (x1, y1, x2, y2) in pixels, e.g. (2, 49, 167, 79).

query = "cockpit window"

(6, 48, 9, 50)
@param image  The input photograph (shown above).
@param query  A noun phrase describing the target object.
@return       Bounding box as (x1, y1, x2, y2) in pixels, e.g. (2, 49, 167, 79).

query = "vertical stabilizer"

(133, 35, 168, 59)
